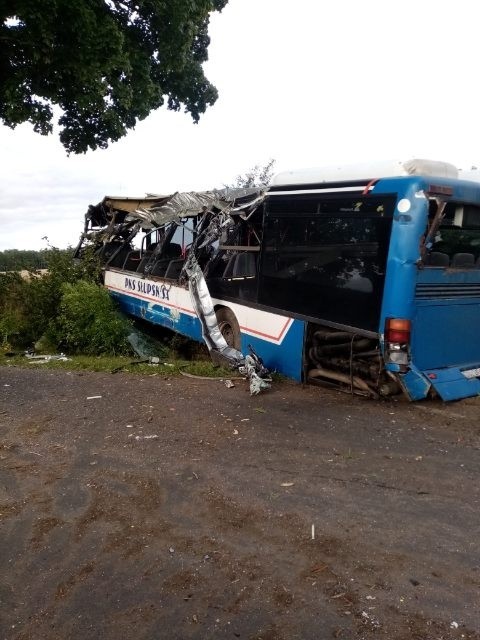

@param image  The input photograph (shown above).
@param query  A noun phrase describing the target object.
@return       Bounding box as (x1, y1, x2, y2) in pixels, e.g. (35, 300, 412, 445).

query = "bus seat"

(136, 254, 152, 273)
(107, 246, 130, 268)
(427, 251, 450, 266)
(150, 259, 170, 277)
(165, 242, 182, 258)
(233, 253, 257, 278)
(164, 258, 185, 280)
(451, 253, 474, 267)
(122, 250, 142, 271)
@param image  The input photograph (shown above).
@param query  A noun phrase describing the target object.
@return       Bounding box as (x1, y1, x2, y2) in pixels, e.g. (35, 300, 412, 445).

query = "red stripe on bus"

(240, 318, 292, 341)
(362, 178, 378, 195)
(107, 285, 293, 343)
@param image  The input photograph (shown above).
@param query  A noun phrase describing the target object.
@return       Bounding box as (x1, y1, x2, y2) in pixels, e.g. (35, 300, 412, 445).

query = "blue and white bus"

(77, 159, 480, 401)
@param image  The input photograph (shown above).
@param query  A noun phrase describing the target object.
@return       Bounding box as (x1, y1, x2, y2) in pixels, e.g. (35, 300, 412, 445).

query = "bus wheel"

(216, 307, 241, 351)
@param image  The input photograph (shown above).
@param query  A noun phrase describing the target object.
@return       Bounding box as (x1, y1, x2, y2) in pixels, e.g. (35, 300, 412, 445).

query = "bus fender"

(397, 366, 431, 401)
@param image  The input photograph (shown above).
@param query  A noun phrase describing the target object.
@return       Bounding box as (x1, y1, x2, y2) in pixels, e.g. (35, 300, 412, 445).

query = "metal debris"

(25, 353, 70, 362)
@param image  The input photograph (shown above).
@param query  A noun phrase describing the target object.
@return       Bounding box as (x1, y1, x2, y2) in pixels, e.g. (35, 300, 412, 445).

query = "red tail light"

(385, 318, 411, 344)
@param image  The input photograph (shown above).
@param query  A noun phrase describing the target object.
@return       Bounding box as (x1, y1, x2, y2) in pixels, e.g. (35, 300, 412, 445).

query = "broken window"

(206, 206, 264, 303)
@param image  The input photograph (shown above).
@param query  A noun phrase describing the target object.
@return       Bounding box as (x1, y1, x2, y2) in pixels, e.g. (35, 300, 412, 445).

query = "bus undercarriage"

(305, 323, 399, 399)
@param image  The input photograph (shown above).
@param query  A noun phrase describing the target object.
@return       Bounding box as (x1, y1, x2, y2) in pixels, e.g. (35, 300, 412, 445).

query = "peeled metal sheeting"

(128, 188, 266, 227)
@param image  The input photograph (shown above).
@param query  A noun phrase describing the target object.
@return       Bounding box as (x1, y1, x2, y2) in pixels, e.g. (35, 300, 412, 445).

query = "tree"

(231, 159, 276, 188)
(0, 248, 48, 271)
(0, 0, 227, 153)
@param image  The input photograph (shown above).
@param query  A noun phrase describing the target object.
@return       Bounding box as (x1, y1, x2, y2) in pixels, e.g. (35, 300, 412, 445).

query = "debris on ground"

(237, 348, 272, 395)
(127, 325, 169, 360)
(25, 353, 70, 362)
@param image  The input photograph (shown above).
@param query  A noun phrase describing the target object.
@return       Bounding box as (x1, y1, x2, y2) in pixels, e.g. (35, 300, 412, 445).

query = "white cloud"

(2, 0, 480, 249)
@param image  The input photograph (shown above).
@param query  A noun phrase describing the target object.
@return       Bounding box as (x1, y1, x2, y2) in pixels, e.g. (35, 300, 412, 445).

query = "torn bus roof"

(127, 187, 266, 227)
(85, 195, 172, 228)
(78, 187, 267, 253)
(85, 187, 266, 231)
(100, 195, 172, 213)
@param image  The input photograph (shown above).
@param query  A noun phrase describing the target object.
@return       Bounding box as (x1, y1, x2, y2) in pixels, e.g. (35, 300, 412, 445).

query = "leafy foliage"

(0, 0, 227, 153)
(0, 246, 130, 355)
(53, 280, 131, 354)
(18, 247, 103, 344)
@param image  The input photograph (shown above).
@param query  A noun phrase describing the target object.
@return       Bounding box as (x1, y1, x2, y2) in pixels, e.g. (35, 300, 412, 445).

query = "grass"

(0, 351, 236, 379)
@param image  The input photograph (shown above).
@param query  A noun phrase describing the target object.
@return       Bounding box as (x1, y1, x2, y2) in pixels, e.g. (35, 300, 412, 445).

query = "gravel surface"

(1, 366, 479, 639)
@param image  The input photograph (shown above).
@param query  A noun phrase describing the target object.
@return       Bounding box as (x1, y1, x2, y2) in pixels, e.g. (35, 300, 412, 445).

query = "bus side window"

(426, 201, 480, 267)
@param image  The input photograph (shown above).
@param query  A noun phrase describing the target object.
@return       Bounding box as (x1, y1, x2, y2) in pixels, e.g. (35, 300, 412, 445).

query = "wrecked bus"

(75, 159, 480, 401)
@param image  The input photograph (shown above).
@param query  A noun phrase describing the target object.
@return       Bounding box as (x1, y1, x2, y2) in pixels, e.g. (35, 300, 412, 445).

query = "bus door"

(411, 199, 480, 400)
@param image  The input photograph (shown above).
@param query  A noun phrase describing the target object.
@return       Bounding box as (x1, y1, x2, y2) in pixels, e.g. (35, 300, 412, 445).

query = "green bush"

(52, 280, 131, 355)
(0, 248, 129, 355)
(20, 248, 101, 343)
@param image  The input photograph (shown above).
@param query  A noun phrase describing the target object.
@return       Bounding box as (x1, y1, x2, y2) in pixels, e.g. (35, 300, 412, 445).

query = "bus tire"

(216, 307, 241, 351)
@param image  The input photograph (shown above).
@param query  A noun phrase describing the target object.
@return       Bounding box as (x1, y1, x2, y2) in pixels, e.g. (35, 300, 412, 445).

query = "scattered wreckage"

(75, 160, 480, 402)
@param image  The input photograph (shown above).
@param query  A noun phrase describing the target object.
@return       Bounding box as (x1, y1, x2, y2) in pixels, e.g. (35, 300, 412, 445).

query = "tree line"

(0, 249, 51, 271)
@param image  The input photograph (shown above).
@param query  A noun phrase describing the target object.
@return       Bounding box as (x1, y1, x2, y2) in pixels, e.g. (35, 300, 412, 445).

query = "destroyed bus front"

(75, 160, 480, 402)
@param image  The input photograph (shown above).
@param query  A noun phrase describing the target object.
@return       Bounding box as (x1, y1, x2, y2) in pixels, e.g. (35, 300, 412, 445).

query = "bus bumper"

(396, 363, 480, 401)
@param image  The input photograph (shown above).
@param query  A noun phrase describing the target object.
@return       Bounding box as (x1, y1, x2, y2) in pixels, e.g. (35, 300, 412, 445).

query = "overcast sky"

(2, 0, 480, 250)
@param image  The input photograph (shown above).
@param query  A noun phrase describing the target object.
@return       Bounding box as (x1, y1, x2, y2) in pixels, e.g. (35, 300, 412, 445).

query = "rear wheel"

(216, 307, 241, 350)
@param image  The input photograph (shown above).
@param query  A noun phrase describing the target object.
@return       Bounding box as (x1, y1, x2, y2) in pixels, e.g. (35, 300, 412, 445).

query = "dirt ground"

(1, 366, 479, 640)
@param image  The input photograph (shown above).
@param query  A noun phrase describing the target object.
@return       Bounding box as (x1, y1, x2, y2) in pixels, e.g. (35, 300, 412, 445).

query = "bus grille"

(415, 283, 480, 299)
